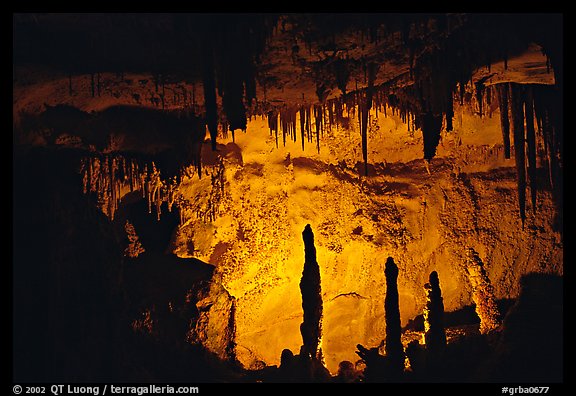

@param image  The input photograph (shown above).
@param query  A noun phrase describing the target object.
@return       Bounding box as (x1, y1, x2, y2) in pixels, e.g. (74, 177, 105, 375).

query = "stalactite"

(300, 224, 323, 362)
(497, 83, 511, 159)
(533, 85, 554, 189)
(314, 105, 321, 153)
(328, 101, 334, 131)
(445, 89, 454, 131)
(465, 248, 501, 334)
(305, 106, 311, 143)
(475, 80, 485, 117)
(90, 73, 95, 97)
(299, 106, 306, 151)
(80, 154, 182, 223)
(384, 257, 405, 378)
(510, 83, 527, 225)
(421, 112, 443, 161)
(282, 108, 287, 147)
(423, 271, 446, 370)
(268, 110, 279, 148)
(202, 43, 219, 151)
(459, 81, 466, 106)
(486, 85, 493, 118)
(524, 85, 537, 213)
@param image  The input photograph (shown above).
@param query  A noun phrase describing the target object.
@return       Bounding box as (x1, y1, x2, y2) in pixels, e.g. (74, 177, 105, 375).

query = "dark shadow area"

(12, 147, 240, 382)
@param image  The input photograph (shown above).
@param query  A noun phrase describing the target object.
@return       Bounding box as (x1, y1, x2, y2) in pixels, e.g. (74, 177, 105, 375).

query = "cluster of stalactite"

(265, 104, 325, 153)
(465, 248, 502, 334)
(261, 80, 435, 164)
(198, 157, 226, 223)
(259, 78, 562, 227)
(494, 82, 562, 226)
(200, 15, 274, 151)
(80, 154, 180, 221)
(175, 160, 226, 226)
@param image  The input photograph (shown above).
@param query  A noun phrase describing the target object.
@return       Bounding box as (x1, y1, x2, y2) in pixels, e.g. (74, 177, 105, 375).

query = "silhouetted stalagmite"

(510, 83, 527, 224)
(497, 83, 511, 159)
(465, 248, 501, 334)
(299, 224, 323, 361)
(423, 271, 446, 369)
(384, 257, 405, 377)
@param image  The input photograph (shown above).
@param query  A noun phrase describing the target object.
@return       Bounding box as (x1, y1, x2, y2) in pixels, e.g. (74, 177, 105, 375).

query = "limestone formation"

(465, 248, 502, 334)
(384, 257, 405, 377)
(299, 224, 323, 361)
(423, 271, 447, 370)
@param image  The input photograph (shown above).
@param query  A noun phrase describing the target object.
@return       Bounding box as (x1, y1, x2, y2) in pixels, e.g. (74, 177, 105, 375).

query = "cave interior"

(12, 13, 563, 383)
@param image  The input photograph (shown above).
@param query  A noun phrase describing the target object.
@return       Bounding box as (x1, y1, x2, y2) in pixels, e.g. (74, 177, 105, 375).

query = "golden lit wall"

(173, 105, 562, 373)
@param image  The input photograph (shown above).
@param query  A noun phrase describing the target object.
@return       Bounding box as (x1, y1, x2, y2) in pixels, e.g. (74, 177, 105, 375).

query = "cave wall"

(173, 107, 562, 373)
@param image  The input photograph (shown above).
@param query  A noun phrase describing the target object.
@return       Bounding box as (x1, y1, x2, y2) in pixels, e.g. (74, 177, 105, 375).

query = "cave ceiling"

(13, 13, 561, 111)
(13, 13, 563, 225)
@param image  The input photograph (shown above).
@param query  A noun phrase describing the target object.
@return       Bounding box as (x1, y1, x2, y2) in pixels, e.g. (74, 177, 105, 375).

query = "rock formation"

(299, 224, 323, 362)
(423, 271, 447, 372)
(384, 257, 405, 378)
(465, 248, 502, 334)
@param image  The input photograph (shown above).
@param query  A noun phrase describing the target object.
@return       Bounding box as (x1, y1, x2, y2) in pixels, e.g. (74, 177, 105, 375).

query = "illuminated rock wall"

(173, 106, 562, 374)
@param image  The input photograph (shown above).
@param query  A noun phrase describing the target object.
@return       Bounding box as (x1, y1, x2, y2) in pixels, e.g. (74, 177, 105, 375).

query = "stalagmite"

(465, 248, 501, 334)
(299, 224, 323, 362)
(523, 85, 537, 212)
(384, 257, 405, 378)
(510, 83, 527, 224)
(423, 271, 446, 369)
(497, 83, 511, 159)
(226, 298, 238, 361)
(124, 220, 145, 258)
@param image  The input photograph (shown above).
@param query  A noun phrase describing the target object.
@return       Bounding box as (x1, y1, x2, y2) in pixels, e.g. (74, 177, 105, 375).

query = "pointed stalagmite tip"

(385, 257, 398, 275)
(430, 271, 439, 286)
